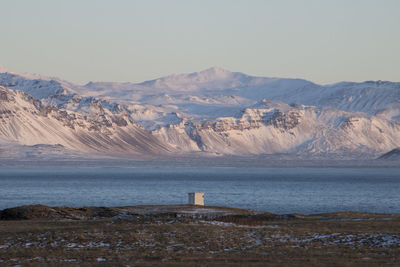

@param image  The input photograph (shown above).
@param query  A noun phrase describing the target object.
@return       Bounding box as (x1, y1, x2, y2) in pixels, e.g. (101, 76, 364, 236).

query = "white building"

(188, 192, 204, 206)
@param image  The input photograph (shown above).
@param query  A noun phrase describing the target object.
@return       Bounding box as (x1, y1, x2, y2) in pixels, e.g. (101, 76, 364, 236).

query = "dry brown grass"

(0, 207, 399, 266)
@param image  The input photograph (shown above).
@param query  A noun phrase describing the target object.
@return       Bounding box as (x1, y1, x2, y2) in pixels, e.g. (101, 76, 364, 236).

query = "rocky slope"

(0, 86, 172, 156)
(152, 100, 400, 157)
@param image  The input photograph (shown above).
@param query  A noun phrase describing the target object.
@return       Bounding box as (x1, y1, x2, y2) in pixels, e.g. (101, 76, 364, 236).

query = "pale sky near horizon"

(0, 0, 399, 85)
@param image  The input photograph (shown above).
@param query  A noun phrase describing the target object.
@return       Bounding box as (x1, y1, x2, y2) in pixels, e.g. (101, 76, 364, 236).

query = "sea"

(1, 167, 400, 214)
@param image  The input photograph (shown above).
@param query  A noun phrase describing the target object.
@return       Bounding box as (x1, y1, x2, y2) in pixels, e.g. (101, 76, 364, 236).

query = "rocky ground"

(0, 205, 399, 266)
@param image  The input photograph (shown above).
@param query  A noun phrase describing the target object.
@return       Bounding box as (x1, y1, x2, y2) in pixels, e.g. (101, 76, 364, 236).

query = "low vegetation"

(0, 205, 399, 266)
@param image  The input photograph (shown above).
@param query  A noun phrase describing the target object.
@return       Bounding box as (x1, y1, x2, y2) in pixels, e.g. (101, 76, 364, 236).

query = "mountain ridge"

(0, 65, 399, 159)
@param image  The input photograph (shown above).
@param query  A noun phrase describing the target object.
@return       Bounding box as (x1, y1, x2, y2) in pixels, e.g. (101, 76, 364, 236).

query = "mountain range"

(0, 65, 399, 159)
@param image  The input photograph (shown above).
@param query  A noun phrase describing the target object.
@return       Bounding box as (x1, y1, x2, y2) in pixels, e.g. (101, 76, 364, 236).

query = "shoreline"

(2, 204, 400, 219)
(2, 204, 400, 220)
(1, 157, 400, 169)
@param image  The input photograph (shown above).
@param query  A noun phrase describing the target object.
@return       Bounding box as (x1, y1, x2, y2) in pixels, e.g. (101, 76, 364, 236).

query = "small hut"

(188, 192, 204, 206)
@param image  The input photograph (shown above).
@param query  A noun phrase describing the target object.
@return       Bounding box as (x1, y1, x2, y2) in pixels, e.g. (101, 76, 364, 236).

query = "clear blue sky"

(0, 0, 399, 84)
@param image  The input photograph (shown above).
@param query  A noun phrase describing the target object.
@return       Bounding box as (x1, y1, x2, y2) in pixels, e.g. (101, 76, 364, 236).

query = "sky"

(0, 0, 399, 85)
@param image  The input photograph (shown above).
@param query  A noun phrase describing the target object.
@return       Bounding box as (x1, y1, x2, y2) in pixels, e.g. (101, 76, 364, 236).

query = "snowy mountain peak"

(138, 67, 245, 91)
(197, 66, 233, 77)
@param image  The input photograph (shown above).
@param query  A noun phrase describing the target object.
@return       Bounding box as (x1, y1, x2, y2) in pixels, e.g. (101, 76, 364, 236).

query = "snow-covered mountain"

(0, 65, 399, 159)
(0, 85, 172, 156)
(80, 67, 400, 127)
(152, 100, 400, 158)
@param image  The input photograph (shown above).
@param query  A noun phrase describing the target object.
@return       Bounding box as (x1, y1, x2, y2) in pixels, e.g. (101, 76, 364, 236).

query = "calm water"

(0, 167, 400, 214)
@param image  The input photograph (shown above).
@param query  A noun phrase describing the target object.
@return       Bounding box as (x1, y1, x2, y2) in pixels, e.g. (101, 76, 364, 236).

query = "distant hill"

(378, 148, 400, 160)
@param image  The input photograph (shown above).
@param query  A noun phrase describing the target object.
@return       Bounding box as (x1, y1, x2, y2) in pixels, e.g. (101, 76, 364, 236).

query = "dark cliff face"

(204, 108, 302, 133)
(266, 110, 301, 131)
(0, 89, 11, 101)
